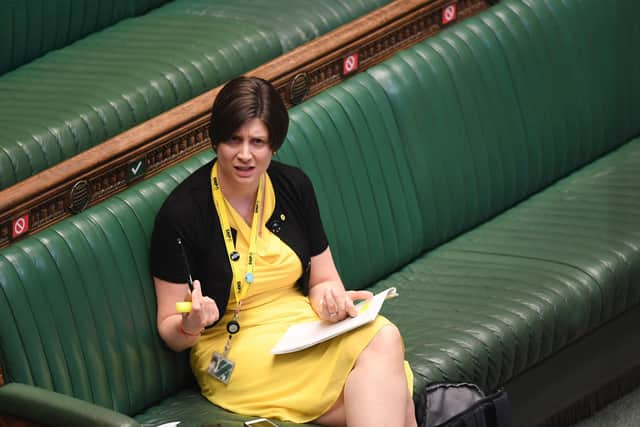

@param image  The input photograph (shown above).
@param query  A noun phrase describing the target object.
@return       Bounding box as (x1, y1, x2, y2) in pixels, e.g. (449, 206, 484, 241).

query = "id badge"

(208, 351, 235, 384)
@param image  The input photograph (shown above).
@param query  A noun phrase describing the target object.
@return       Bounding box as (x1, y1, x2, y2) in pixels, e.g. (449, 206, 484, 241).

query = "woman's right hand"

(181, 280, 219, 335)
(154, 276, 219, 351)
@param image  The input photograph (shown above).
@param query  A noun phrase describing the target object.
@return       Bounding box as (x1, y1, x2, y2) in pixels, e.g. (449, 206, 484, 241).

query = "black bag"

(421, 382, 511, 427)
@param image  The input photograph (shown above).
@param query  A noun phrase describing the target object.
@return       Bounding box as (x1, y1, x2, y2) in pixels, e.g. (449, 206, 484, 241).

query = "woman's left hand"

(316, 286, 373, 322)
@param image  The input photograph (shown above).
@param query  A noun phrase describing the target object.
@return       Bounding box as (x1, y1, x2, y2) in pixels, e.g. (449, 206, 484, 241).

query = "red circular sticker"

(342, 53, 359, 76)
(12, 214, 30, 239)
(442, 4, 457, 24)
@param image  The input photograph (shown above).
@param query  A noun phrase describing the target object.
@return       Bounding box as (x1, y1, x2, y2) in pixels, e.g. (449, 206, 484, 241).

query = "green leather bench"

(1, 0, 639, 426)
(0, 0, 173, 75)
(0, 0, 390, 190)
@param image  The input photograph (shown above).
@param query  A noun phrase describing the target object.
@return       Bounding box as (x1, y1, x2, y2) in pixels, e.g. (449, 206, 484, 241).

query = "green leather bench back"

(1, 0, 639, 418)
(278, 83, 424, 289)
(364, 0, 640, 252)
(0, 157, 206, 415)
(0, 0, 172, 75)
(280, 0, 640, 289)
(0, 0, 391, 190)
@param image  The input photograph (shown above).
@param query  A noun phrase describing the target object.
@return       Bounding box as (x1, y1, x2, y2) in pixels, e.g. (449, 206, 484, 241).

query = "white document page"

(271, 287, 398, 355)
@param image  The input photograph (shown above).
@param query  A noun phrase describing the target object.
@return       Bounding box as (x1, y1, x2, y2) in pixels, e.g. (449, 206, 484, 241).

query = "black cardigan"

(150, 160, 329, 323)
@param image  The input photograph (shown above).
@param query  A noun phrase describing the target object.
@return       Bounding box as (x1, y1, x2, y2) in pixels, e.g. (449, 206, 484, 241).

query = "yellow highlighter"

(175, 237, 194, 313)
(176, 301, 193, 313)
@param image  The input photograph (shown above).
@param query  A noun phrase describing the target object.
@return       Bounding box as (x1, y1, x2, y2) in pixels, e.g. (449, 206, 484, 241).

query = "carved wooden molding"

(0, 0, 492, 249)
(276, 0, 489, 108)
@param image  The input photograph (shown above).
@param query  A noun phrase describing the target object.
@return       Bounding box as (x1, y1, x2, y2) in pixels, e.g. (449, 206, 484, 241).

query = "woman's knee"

(366, 325, 404, 358)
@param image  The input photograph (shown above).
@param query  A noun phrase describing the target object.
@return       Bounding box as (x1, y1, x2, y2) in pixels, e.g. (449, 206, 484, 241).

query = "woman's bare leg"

(314, 392, 346, 427)
(314, 325, 417, 427)
(405, 394, 417, 427)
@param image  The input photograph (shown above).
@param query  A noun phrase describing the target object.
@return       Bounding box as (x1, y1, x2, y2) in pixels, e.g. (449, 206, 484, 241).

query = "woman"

(150, 76, 417, 427)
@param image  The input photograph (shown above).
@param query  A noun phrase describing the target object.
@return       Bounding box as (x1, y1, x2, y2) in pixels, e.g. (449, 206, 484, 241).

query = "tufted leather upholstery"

(0, 0, 173, 75)
(0, 156, 199, 416)
(375, 137, 640, 386)
(0, 0, 390, 190)
(1, 0, 639, 426)
(365, 0, 640, 247)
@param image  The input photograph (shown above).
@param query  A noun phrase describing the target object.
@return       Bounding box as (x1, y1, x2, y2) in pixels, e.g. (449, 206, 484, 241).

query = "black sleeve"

(298, 170, 329, 257)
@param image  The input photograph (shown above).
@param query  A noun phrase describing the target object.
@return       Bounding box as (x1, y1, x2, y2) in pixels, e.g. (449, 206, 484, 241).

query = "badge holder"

(208, 313, 241, 384)
(208, 351, 235, 384)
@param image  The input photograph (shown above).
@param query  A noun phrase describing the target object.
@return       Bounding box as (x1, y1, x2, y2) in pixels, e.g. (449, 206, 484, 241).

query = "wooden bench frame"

(0, 0, 493, 249)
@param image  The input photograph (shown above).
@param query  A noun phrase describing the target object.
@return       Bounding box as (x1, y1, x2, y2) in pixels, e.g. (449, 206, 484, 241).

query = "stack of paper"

(271, 287, 398, 354)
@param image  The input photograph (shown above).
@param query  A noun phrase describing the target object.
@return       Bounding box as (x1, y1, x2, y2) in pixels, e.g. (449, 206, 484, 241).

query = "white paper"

(271, 287, 398, 355)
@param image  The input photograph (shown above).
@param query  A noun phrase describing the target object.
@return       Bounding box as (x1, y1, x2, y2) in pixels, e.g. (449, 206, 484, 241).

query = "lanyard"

(207, 162, 265, 384)
(210, 162, 264, 305)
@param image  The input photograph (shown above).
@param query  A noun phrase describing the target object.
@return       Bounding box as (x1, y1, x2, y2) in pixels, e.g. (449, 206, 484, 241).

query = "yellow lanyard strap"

(211, 162, 264, 304)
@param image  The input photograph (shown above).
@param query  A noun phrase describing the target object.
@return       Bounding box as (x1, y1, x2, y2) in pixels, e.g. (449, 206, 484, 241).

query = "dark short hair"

(208, 76, 289, 151)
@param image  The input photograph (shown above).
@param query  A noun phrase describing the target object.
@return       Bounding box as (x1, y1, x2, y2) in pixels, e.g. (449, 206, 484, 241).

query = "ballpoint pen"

(175, 237, 194, 313)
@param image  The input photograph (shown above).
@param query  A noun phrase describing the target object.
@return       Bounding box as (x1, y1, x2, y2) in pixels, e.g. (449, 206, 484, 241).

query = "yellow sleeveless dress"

(191, 174, 413, 423)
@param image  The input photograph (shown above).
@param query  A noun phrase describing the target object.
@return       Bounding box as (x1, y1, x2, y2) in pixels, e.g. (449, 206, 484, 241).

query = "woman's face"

(215, 118, 272, 193)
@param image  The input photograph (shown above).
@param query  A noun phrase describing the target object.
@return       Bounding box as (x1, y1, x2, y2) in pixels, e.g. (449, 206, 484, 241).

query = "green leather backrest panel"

(0, 0, 172, 75)
(279, 0, 640, 286)
(278, 76, 423, 290)
(367, 0, 640, 247)
(0, 0, 391, 190)
(0, 153, 211, 415)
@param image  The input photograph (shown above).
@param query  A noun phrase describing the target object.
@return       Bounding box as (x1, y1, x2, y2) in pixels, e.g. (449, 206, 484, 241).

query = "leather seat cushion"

(371, 137, 640, 396)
